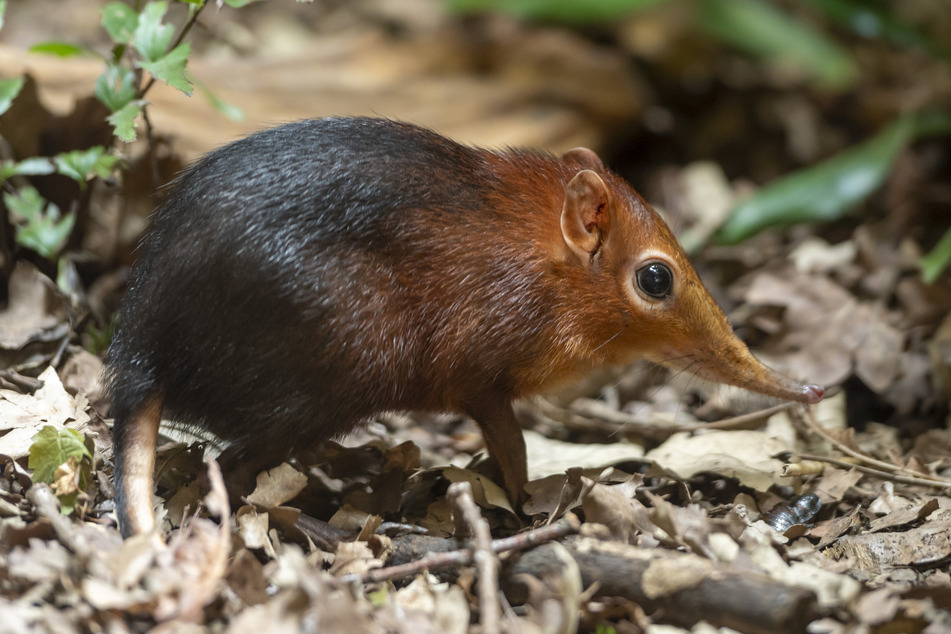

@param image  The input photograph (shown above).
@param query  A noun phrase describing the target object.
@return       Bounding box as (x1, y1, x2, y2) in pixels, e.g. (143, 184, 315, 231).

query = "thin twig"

(534, 397, 795, 440)
(449, 482, 499, 634)
(351, 515, 581, 585)
(670, 402, 797, 432)
(797, 453, 951, 490)
(800, 409, 951, 485)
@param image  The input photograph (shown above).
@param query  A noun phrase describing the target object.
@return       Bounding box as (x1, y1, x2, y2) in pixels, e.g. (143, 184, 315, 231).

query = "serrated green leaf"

(715, 112, 951, 244)
(134, 1, 173, 63)
(54, 146, 106, 183)
(3, 185, 45, 222)
(140, 42, 193, 95)
(0, 76, 24, 117)
(108, 100, 144, 142)
(17, 208, 76, 260)
(29, 41, 89, 58)
(921, 227, 951, 284)
(95, 63, 137, 112)
(102, 2, 138, 45)
(4, 186, 76, 259)
(699, 0, 858, 89)
(28, 426, 91, 485)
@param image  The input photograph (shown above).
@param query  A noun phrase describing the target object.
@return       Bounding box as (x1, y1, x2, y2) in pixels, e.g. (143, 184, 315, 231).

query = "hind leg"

(113, 395, 163, 537)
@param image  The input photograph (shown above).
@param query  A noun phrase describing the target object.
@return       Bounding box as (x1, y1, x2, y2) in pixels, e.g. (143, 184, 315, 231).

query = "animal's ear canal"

(561, 169, 611, 260)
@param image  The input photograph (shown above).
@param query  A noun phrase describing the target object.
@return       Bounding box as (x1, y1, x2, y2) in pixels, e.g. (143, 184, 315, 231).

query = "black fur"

(106, 117, 553, 467)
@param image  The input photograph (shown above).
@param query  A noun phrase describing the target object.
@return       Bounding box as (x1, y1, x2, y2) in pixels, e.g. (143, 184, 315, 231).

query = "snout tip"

(800, 384, 825, 404)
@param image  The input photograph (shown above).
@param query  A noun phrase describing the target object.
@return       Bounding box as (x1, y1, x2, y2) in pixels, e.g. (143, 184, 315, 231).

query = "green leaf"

(198, 83, 243, 121)
(29, 41, 90, 58)
(102, 1, 139, 45)
(445, 0, 663, 23)
(140, 42, 193, 95)
(28, 426, 91, 487)
(715, 113, 951, 244)
(0, 157, 55, 182)
(52, 146, 117, 183)
(133, 1, 173, 63)
(108, 100, 144, 142)
(95, 63, 137, 112)
(804, 0, 951, 61)
(4, 186, 76, 259)
(3, 184, 45, 222)
(699, 0, 858, 89)
(921, 227, 951, 284)
(17, 208, 76, 260)
(0, 76, 24, 117)
(54, 147, 105, 183)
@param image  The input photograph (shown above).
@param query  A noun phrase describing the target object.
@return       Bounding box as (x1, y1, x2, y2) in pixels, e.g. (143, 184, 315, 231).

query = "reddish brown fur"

(107, 118, 822, 537)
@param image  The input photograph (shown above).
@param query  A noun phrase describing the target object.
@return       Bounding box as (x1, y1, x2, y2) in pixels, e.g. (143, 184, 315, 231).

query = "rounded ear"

(561, 169, 611, 260)
(562, 147, 605, 171)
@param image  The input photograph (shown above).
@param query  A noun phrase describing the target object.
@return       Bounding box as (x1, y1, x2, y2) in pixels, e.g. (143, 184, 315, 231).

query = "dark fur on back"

(106, 118, 570, 463)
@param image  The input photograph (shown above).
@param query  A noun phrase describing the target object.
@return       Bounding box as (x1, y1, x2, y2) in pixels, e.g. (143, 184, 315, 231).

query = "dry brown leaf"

(645, 430, 790, 491)
(580, 477, 652, 544)
(329, 540, 382, 578)
(245, 462, 308, 508)
(0, 366, 90, 460)
(868, 499, 939, 533)
(826, 519, 951, 574)
(236, 506, 273, 554)
(441, 466, 514, 514)
(393, 576, 470, 634)
(0, 262, 69, 357)
(524, 429, 644, 481)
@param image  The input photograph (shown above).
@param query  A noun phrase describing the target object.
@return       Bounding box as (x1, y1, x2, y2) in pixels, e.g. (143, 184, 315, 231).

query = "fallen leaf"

(0, 366, 90, 460)
(645, 431, 791, 491)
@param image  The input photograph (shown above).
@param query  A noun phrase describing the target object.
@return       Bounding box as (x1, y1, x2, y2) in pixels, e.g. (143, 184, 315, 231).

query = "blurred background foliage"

(447, 0, 951, 270)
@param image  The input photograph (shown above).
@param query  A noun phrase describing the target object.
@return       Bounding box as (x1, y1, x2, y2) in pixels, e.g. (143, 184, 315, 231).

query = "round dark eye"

(636, 262, 673, 299)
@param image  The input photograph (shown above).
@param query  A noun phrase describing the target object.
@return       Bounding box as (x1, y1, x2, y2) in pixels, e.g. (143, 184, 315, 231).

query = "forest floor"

(0, 1, 949, 632)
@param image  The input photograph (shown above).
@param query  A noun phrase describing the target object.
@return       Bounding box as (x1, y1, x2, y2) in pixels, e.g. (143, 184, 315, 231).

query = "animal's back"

(106, 118, 516, 457)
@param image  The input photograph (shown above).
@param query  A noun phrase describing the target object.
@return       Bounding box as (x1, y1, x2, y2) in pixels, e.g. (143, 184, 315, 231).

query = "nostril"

(802, 384, 825, 404)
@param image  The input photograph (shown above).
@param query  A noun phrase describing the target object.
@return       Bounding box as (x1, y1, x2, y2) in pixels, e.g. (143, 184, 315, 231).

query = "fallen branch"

(506, 539, 819, 634)
(347, 514, 581, 585)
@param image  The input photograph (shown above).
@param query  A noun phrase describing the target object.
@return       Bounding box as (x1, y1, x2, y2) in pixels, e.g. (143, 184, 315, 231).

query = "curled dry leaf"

(0, 262, 70, 369)
(645, 430, 790, 492)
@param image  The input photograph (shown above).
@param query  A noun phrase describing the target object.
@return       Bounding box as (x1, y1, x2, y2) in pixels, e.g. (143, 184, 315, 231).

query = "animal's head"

(557, 148, 823, 405)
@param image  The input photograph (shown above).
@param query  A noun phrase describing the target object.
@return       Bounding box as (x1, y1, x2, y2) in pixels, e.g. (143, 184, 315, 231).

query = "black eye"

(636, 262, 673, 299)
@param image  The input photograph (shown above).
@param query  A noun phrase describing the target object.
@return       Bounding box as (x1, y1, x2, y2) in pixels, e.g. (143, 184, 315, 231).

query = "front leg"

(465, 397, 528, 507)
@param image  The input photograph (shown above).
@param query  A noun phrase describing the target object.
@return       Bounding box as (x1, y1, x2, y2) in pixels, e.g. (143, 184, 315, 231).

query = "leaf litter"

(1, 3, 950, 633)
(1, 176, 950, 634)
